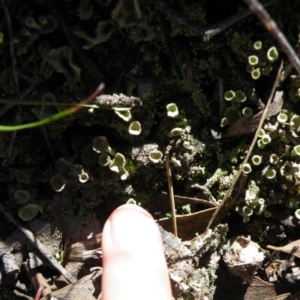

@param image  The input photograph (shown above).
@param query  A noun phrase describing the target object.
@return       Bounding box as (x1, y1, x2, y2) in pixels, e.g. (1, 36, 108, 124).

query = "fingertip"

(101, 204, 172, 300)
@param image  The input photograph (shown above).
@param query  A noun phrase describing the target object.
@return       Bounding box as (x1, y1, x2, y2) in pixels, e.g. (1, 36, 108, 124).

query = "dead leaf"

(157, 203, 232, 240)
(244, 276, 296, 300)
(40, 270, 101, 300)
(267, 240, 300, 258)
(64, 217, 101, 251)
(62, 232, 102, 282)
(148, 191, 217, 218)
(55, 218, 102, 288)
(264, 294, 291, 300)
(265, 260, 287, 282)
(158, 207, 217, 240)
(224, 91, 283, 138)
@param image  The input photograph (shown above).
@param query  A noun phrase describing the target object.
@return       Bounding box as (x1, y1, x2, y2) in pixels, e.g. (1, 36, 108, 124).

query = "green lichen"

(18, 203, 40, 221)
(93, 136, 110, 153)
(42, 46, 81, 83)
(166, 103, 179, 118)
(148, 150, 163, 164)
(128, 121, 141, 135)
(50, 174, 66, 192)
(14, 190, 31, 204)
(74, 20, 116, 49)
(236, 107, 300, 218)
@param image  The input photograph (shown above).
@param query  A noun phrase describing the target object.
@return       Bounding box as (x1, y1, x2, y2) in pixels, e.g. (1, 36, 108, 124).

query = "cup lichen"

(93, 136, 110, 153)
(248, 55, 259, 66)
(14, 190, 31, 204)
(251, 155, 262, 166)
(166, 103, 179, 118)
(79, 172, 89, 183)
(251, 68, 261, 80)
(267, 46, 279, 62)
(128, 121, 141, 135)
(149, 150, 163, 163)
(243, 163, 252, 174)
(50, 174, 66, 192)
(18, 204, 40, 221)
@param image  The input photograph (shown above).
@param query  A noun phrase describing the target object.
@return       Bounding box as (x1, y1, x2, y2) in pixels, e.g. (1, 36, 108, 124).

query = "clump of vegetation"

(2, 0, 300, 298)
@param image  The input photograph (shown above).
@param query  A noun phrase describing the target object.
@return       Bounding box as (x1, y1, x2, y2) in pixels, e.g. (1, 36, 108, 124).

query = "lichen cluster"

(247, 42, 279, 80)
(0, 0, 298, 235)
(3, 1, 300, 299)
(236, 109, 300, 221)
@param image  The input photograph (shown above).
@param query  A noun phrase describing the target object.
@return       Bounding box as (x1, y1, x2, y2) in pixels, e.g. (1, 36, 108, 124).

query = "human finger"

(101, 204, 172, 300)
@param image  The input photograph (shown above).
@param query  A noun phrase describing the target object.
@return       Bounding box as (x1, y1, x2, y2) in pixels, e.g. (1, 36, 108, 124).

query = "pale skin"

(101, 204, 173, 300)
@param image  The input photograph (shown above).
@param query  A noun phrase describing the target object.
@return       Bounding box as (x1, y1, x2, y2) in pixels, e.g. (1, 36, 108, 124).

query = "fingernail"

(107, 204, 159, 251)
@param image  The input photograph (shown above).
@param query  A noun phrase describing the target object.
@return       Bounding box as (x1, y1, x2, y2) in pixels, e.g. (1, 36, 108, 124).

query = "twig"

(24, 261, 52, 299)
(1, 112, 22, 166)
(165, 155, 178, 237)
(204, 61, 284, 234)
(1, 0, 20, 98)
(161, 191, 217, 208)
(244, 0, 300, 76)
(203, 0, 278, 41)
(281, 46, 300, 81)
(0, 202, 76, 283)
(154, 0, 278, 41)
(218, 78, 225, 121)
(1, 0, 22, 166)
(227, 173, 249, 209)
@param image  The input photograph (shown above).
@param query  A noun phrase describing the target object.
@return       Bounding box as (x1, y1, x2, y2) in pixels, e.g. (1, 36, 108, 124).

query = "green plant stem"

(0, 98, 98, 108)
(0, 109, 72, 131)
(0, 83, 104, 132)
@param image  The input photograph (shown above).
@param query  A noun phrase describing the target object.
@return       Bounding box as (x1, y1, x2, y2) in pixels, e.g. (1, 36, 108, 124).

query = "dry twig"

(154, 0, 278, 41)
(0, 202, 76, 283)
(166, 155, 178, 237)
(205, 62, 284, 234)
(1, 0, 21, 166)
(244, 0, 300, 75)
